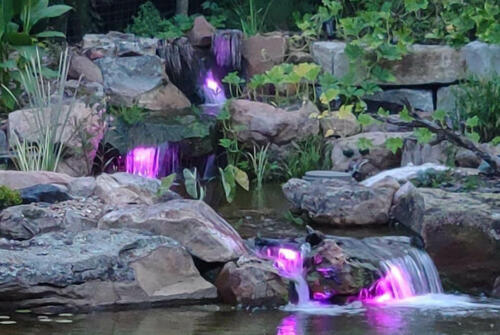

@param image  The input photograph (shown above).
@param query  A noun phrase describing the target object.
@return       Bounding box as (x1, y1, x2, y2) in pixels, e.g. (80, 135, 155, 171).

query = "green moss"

(0, 186, 22, 210)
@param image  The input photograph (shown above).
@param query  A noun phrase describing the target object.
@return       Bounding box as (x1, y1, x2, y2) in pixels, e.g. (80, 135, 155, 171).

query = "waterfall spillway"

(202, 70, 226, 105)
(359, 249, 443, 304)
(125, 143, 180, 179)
(261, 244, 311, 305)
(212, 30, 242, 69)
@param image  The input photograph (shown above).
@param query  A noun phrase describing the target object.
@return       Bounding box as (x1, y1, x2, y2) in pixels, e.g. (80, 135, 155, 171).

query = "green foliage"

(385, 137, 404, 154)
(233, 0, 275, 36)
(284, 210, 304, 226)
(0, 185, 22, 210)
(183, 168, 205, 200)
(201, 1, 228, 28)
(110, 105, 145, 126)
(452, 75, 500, 143)
(220, 164, 249, 203)
(247, 143, 273, 190)
(158, 173, 176, 196)
(411, 168, 483, 191)
(222, 71, 245, 98)
(13, 48, 74, 172)
(357, 137, 373, 152)
(0, 0, 71, 113)
(282, 136, 332, 180)
(127, 1, 193, 39)
(413, 127, 434, 144)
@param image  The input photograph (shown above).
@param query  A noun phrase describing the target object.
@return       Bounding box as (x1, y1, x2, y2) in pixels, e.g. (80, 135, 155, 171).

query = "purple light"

(202, 70, 226, 104)
(276, 315, 299, 335)
(312, 291, 333, 301)
(125, 146, 160, 178)
(358, 264, 415, 304)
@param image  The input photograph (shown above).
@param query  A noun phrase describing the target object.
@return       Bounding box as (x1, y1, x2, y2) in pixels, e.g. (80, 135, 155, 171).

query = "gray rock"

(98, 199, 247, 263)
(136, 82, 191, 112)
(83, 32, 158, 58)
(330, 132, 411, 178)
(282, 178, 399, 226)
(229, 99, 320, 146)
(401, 138, 455, 166)
(493, 277, 500, 298)
(320, 111, 361, 138)
(20, 184, 71, 204)
(0, 204, 62, 240)
(0, 129, 7, 154)
(0, 171, 74, 190)
(215, 255, 289, 306)
(94, 173, 159, 205)
(462, 41, 500, 77)
(391, 186, 500, 293)
(0, 229, 216, 312)
(68, 177, 97, 198)
(365, 89, 434, 112)
(312, 41, 465, 85)
(95, 55, 166, 106)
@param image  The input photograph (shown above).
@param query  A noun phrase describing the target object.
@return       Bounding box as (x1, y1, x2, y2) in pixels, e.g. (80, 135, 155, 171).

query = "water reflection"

(365, 307, 407, 334)
(277, 314, 303, 335)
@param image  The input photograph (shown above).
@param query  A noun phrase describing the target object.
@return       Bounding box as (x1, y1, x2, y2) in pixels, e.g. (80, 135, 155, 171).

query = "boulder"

(68, 176, 97, 198)
(436, 85, 462, 115)
(493, 277, 500, 298)
(330, 132, 411, 178)
(401, 138, 455, 166)
(365, 89, 434, 113)
(95, 55, 166, 106)
(20, 184, 71, 204)
(215, 255, 289, 306)
(69, 55, 103, 83)
(0, 229, 216, 312)
(94, 173, 162, 205)
(83, 32, 158, 58)
(8, 102, 105, 177)
(242, 34, 287, 77)
(312, 41, 465, 85)
(136, 82, 191, 112)
(0, 171, 74, 190)
(282, 178, 399, 226)
(229, 99, 320, 146)
(308, 236, 413, 297)
(186, 16, 215, 47)
(392, 185, 500, 293)
(320, 111, 361, 138)
(461, 41, 500, 77)
(98, 199, 247, 263)
(0, 205, 61, 240)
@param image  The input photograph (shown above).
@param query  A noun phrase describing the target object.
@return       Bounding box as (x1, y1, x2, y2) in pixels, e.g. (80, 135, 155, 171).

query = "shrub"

(282, 136, 332, 180)
(0, 186, 22, 210)
(452, 75, 500, 143)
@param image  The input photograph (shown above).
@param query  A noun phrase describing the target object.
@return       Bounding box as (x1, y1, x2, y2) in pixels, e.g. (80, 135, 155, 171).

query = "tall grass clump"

(12, 48, 78, 172)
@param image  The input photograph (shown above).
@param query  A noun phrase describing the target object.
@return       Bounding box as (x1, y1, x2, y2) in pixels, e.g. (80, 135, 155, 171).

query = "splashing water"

(125, 143, 180, 179)
(202, 70, 226, 104)
(212, 30, 242, 69)
(260, 244, 311, 305)
(359, 249, 443, 304)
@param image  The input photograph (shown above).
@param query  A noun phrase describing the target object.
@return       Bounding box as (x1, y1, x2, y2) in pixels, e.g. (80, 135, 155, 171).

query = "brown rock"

(137, 83, 191, 112)
(242, 33, 287, 77)
(186, 16, 215, 47)
(215, 255, 289, 306)
(98, 199, 247, 263)
(69, 55, 103, 83)
(0, 171, 74, 189)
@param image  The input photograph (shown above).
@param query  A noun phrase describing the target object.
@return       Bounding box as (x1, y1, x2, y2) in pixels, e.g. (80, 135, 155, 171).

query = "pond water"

(3, 295, 500, 335)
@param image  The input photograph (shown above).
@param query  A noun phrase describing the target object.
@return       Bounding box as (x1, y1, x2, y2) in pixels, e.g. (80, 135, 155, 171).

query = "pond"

(3, 295, 500, 335)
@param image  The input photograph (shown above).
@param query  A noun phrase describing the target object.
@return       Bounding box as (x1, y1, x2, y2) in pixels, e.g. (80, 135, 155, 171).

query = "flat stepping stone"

(303, 170, 353, 182)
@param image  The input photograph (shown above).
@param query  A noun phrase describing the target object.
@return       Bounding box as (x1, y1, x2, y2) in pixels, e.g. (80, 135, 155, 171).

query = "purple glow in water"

(277, 315, 300, 335)
(125, 146, 160, 178)
(358, 249, 443, 305)
(202, 70, 226, 104)
(125, 142, 180, 179)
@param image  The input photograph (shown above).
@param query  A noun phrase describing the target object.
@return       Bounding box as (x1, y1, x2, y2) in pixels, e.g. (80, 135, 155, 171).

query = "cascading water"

(202, 70, 226, 105)
(125, 142, 180, 179)
(358, 248, 443, 304)
(260, 244, 312, 305)
(212, 30, 242, 69)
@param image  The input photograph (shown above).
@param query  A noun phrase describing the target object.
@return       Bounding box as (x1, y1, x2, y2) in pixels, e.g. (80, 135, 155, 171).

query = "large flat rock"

(312, 41, 465, 85)
(0, 171, 74, 190)
(0, 229, 216, 312)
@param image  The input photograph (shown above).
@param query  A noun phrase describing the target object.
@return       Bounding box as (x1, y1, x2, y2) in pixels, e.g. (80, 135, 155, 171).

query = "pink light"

(358, 264, 415, 305)
(206, 77, 220, 93)
(125, 146, 160, 178)
(202, 70, 226, 104)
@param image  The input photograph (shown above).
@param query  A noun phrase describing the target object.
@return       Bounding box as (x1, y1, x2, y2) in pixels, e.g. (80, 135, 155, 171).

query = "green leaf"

(377, 107, 390, 118)
(357, 137, 373, 151)
(404, 0, 429, 12)
(466, 131, 480, 143)
(372, 65, 396, 83)
(220, 166, 236, 203)
(31, 5, 72, 27)
(158, 173, 176, 195)
(232, 166, 249, 191)
(183, 168, 198, 199)
(465, 116, 479, 128)
(320, 88, 340, 105)
(5, 32, 32, 46)
(491, 136, 500, 146)
(414, 128, 433, 144)
(344, 43, 364, 61)
(432, 109, 446, 124)
(385, 137, 404, 154)
(358, 113, 376, 127)
(399, 107, 414, 122)
(35, 30, 66, 38)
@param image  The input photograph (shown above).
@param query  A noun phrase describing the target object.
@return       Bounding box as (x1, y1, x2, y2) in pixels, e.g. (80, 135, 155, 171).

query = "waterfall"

(202, 70, 226, 105)
(260, 243, 312, 305)
(125, 142, 180, 179)
(212, 30, 242, 69)
(359, 248, 443, 304)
